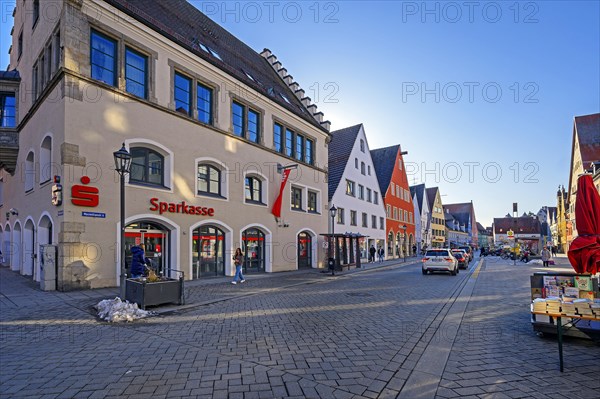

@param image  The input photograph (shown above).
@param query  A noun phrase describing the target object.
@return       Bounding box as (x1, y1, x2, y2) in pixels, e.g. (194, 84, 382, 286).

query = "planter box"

(125, 277, 184, 310)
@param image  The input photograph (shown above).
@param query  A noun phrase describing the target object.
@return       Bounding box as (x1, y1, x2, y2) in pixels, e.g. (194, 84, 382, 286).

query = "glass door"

(242, 228, 265, 273)
(192, 225, 225, 278)
(125, 221, 168, 276)
(297, 232, 312, 268)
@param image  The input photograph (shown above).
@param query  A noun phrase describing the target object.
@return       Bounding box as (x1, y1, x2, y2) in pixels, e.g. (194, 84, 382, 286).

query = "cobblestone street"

(1, 255, 599, 398)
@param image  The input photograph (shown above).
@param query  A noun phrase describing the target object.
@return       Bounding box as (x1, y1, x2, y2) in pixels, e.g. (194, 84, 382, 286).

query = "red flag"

(271, 169, 291, 218)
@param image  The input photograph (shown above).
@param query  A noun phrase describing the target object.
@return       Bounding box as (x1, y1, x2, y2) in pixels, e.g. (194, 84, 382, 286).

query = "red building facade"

(371, 146, 416, 258)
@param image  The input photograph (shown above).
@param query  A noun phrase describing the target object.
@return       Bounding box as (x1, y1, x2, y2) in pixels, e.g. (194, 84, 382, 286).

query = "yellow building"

(426, 187, 446, 248)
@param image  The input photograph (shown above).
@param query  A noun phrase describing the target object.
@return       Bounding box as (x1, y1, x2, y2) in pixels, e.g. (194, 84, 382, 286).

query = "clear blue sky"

(2, 1, 599, 226)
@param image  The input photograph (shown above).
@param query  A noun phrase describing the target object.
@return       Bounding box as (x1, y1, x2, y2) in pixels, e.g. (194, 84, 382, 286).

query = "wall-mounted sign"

(82, 211, 106, 218)
(72, 176, 99, 207)
(149, 198, 214, 216)
(51, 176, 62, 206)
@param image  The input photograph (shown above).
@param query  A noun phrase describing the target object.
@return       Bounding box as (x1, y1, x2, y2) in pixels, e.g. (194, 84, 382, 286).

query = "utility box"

(40, 244, 57, 291)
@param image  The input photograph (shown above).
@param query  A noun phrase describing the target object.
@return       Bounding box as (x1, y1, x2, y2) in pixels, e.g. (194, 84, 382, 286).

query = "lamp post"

(329, 205, 337, 276)
(402, 224, 407, 262)
(114, 143, 132, 299)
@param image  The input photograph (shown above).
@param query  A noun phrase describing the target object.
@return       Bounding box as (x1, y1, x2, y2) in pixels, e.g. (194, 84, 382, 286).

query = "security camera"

(9, 208, 18, 216)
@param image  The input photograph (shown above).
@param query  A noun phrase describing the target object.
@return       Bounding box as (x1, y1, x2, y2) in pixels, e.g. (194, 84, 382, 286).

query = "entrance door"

(125, 221, 168, 276)
(242, 228, 265, 273)
(297, 232, 312, 268)
(192, 225, 225, 278)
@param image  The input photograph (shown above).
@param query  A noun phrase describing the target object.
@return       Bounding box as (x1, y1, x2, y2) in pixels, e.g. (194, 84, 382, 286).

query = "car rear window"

(426, 250, 449, 256)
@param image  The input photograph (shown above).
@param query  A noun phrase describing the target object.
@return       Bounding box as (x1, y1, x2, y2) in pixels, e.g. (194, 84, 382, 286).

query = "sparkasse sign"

(149, 198, 215, 217)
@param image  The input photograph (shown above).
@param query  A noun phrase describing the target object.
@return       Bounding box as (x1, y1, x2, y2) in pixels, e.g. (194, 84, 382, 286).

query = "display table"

(531, 311, 600, 372)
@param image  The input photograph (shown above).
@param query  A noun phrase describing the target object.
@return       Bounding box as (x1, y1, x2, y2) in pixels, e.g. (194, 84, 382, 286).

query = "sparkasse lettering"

(149, 197, 215, 217)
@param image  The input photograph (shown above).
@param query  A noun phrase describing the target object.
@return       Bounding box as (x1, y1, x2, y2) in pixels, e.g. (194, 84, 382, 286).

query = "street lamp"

(329, 205, 337, 276)
(401, 224, 407, 262)
(114, 143, 132, 299)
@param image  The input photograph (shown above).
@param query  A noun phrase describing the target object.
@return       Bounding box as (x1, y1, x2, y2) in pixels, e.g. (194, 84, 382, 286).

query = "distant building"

(443, 202, 478, 248)
(493, 216, 543, 253)
(444, 209, 469, 248)
(410, 183, 430, 253)
(477, 222, 493, 249)
(426, 187, 446, 248)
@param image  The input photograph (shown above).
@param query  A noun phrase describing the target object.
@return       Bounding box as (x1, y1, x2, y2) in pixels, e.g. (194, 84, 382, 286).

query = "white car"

(422, 249, 459, 275)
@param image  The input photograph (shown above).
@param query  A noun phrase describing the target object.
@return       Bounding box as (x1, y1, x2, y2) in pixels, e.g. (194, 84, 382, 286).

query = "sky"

(1, 0, 599, 227)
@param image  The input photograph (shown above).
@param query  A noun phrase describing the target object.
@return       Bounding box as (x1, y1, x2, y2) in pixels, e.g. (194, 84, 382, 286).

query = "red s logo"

(71, 176, 99, 207)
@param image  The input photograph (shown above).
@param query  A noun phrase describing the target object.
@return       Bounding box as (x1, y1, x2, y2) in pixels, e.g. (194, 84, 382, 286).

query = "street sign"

(507, 229, 514, 238)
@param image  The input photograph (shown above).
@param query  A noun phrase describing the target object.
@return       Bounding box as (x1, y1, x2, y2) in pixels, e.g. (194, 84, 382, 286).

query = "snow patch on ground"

(97, 297, 154, 322)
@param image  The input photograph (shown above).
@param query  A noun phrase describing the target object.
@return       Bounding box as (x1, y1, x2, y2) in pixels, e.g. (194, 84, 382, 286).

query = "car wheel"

(422, 269, 428, 275)
(451, 267, 457, 276)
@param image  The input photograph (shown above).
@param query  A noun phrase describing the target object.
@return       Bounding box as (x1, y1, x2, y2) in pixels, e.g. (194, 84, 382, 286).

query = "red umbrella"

(567, 174, 600, 275)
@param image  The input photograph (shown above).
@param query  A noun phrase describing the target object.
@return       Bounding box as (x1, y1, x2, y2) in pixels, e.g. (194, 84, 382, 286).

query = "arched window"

(130, 147, 164, 187)
(40, 136, 52, 184)
(25, 151, 35, 192)
(197, 164, 222, 197)
(245, 176, 263, 204)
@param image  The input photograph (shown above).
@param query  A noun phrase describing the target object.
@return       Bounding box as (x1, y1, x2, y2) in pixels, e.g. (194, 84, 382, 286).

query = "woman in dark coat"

(130, 245, 147, 278)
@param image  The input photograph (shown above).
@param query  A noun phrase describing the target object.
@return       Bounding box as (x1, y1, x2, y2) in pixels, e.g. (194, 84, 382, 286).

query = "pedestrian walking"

(541, 246, 551, 268)
(369, 245, 376, 263)
(551, 246, 557, 256)
(412, 245, 417, 256)
(377, 246, 384, 263)
(232, 248, 245, 284)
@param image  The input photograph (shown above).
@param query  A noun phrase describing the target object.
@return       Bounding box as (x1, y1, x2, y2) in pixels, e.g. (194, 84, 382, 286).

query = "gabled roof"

(103, 0, 326, 132)
(493, 217, 541, 235)
(410, 184, 427, 214)
(444, 203, 474, 227)
(328, 124, 363, 200)
(476, 222, 488, 233)
(426, 187, 439, 211)
(568, 113, 600, 197)
(371, 145, 400, 195)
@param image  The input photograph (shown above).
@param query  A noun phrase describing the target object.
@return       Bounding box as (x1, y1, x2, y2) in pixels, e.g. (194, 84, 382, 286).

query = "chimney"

(273, 61, 282, 71)
(260, 48, 272, 58)
(290, 82, 299, 92)
(267, 54, 277, 64)
(321, 120, 331, 131)
(284, 75, 293, 85)
(277, 67, 287, 78)
(301, 97, 311, 107)
(313, 111, 324, 123)
(307, 104, 317, 114)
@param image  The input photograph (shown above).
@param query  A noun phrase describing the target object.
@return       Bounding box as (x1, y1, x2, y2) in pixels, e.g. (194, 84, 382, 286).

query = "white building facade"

(328, 124, 386, 260)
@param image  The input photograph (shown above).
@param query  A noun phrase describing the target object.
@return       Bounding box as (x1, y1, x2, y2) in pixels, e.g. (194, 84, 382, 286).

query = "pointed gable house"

(371, 145, 416, 258)
(328, 124, 386, 260)
(426, 187, 446, 248)
(443, 202, 479, 248)
(410, 183, 430, 253)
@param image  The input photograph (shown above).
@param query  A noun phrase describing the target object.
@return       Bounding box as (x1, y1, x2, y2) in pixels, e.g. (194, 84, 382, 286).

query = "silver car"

(422, 249, 459, 275)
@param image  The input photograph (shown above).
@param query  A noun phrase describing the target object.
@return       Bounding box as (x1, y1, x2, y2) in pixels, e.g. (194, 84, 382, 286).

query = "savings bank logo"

(71, 176, 99, 207)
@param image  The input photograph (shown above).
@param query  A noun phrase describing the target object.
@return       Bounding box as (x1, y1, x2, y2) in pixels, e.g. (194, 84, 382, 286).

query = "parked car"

(422, 249, 459, 276)
(459, 246, 473, 262)
(451, 249, 469, 269)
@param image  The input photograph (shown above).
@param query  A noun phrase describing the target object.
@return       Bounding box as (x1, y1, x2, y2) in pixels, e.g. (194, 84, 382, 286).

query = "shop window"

(174, 72, 192, 115)
(90, 30, 117, 87)
(0, 93, 16, 127)
(245, 176, 263, 204)
(197, 164, 223, 197)
(130, 147, 164, 187)
(291, 186, 303, 211)
(125, 47, 148, 99)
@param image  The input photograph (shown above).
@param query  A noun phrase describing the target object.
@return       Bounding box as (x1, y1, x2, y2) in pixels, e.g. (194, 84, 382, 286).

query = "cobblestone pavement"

(1, 255, 598, 398)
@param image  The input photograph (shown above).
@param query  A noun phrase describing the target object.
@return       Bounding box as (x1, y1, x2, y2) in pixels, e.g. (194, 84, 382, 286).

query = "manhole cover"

(345, 292, 373, 297)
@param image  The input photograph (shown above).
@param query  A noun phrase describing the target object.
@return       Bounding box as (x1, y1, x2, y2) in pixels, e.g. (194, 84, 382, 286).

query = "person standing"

(541, 246, 551, 268)
(369, 245, 376, 263)
(377, 246, 384, 263)
(130, 245, 147, 278)
(232, 248, 245, 284)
